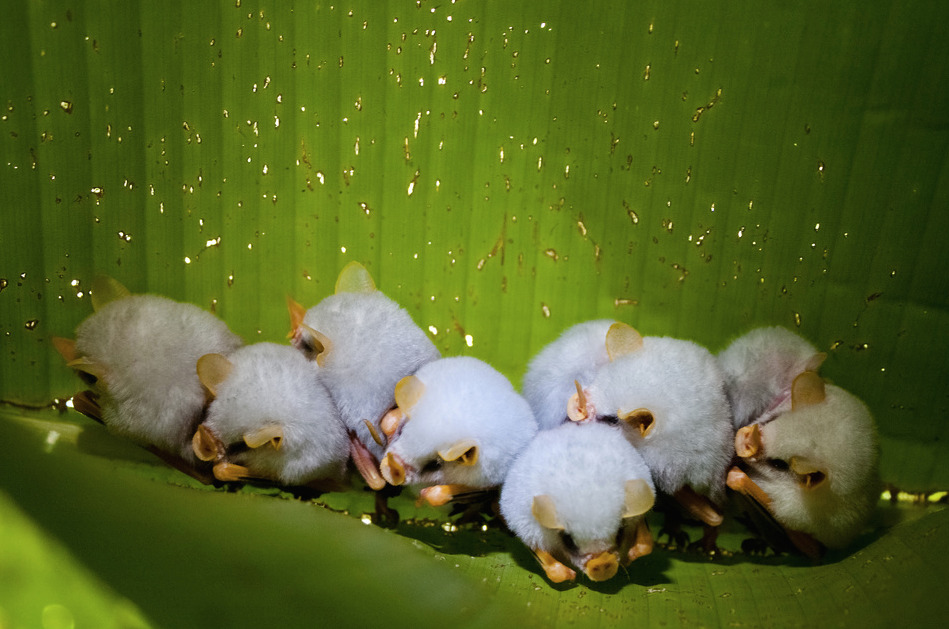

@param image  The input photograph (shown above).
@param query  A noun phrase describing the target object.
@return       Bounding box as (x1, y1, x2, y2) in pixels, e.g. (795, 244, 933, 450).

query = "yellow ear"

(605, 322, 644, 361)
(622, 478, 655, 518)
(790, 456, 827, 489)
(90, 275, 131, 311)
(244, 424, 284, 450)
(335, 261, 376, 294)
(438, 440, 479, 466)
(619, 408, 655, 437)
(532, 495, 565, 531)
(51, 337, 77, 363)
(66, 356, 107, 380)
(298, 323, 332, 366)
(286, 296, 306, 337)
(791, 371, 826, 410)
(394, 375, 425, 414)
(196, 353, 234, 398)
(192, 425, 221, 462)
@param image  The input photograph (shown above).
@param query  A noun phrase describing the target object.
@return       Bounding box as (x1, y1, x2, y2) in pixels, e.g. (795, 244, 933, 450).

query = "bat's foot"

(535, 549, 576, 584)
(374, 489, 400, 529)
(687, 524, 720, 556)
(349, 433, 386, 490)
(673, 485, 723, 527)
(627, 518, 654, 563)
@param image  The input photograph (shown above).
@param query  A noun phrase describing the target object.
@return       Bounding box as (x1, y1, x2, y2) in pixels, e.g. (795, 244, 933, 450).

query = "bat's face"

(732, 372, 879, 548)
(499, 422, 656, 583)
(379, 357, 538, 491)
(527, 484, 653, 582)
(193, 344, 349, 486)
(570, 332, 733, 500)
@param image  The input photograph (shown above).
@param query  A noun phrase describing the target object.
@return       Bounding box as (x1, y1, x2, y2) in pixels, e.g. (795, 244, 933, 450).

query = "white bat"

(717, 326, 826, 429)
(378, 356, 538, 507)
(568, 323, 733, 527)
(52, 276, 242, 467)
(499, 421, 656, 583)
(522, 319, 615, 431)
(288, 262, 440, 490)
(720, 327, 880, 554)
(191, 342, 350, 488)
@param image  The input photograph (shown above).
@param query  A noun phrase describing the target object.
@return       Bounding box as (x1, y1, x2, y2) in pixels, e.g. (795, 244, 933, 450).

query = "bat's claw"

(347, 432, 385, 490)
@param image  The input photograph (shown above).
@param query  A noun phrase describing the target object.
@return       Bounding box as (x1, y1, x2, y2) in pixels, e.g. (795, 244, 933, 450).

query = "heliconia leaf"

(1, 0, 948, 627)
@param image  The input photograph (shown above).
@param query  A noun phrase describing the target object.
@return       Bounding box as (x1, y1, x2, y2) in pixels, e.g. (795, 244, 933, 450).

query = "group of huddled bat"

(52, 263, 880, 585)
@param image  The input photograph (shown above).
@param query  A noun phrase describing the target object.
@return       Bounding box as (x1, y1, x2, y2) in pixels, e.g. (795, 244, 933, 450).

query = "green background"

(1, 1, 947, 627)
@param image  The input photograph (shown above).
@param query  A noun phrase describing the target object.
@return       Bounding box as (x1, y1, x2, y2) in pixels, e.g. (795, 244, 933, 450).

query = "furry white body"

(200, 343, 349, 485)
(522, 320, 614, 430)
(500, 422, 655, 579)
(73, 294, 242, 462)
(736, 384, 879, 548)
(382, 356, 538, 489)
(295, 291, 440, 460)
(585, 336, 733, 504)
(717, 326, 823, 429)
(719, 327, 879, 549)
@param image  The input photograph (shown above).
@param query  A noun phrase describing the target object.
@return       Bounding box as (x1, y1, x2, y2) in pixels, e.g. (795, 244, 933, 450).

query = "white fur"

(384, 356, 538, 488)
(201, 343, 349, 485)
(73, 294, 243, 462)
(717, 326, 823, 429)
(296, 291, 440, 459)
(586, 337, 733, 504)
(743, 384, 879, 548)
(500, 422, 654, 569)
(522, 320, 615, 430)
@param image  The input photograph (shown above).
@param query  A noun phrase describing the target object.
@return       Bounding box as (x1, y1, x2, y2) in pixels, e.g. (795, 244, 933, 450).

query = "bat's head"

(193, 343, 349, 486)
(732, 371, 880, 548)
(569, 324, 733, 498)
(286, 264, 440, 461)
(500, 423, 656, 583)
(52, 276, 135, 400)
(379, 357, 537, 491)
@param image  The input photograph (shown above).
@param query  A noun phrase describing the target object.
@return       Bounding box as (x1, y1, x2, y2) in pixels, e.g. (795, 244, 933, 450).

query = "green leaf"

(2, 0, 949, 627)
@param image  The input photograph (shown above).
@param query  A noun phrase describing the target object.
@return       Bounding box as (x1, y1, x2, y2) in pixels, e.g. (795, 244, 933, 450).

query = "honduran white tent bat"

(720, 327, 880, 553)
(52, 276, 243, 466)
(191, 342, 350, 487)
(378, 356, 538, 507)
(499, 421, 656, 584)
(288, 262, 440, 490)
(522, 319, 614, 430)
(568, 323, 733, 527)
(717, 326, 827, 429)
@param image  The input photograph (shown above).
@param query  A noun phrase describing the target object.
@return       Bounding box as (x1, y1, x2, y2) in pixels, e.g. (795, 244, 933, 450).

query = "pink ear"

(804, 352, 827, 372)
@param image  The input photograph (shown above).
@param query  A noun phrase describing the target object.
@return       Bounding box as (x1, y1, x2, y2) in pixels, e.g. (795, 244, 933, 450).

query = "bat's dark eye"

(227, 442, 250, 455)
(767, 458, 790, 472)
(421, 458, 443, 474)
(600, 415, 620, 426)
(560, 532, 578, 554)
(78, 371, 98, 386)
